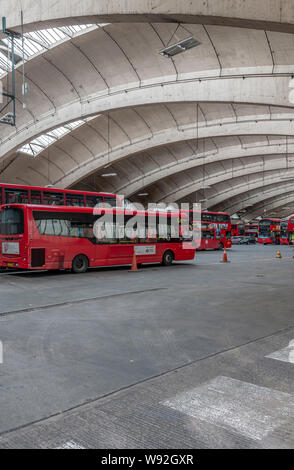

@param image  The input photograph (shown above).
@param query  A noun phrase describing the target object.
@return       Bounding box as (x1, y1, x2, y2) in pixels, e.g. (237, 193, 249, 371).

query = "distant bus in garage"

(185, 210, 232, 250)
(245, 223, 259, 238)
(0, 205, 195, 272)
(231, 222, 245, 237)
(0, 183, 121, 208)
(280, 216, 294, 245)
(258, 218, 281, 245)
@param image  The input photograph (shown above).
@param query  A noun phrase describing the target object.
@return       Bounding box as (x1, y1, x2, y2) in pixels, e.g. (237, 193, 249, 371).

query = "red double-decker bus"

(231, 222, 245, 237)
(0, 184, 122, 261)
(0, 204, 195, 272)
(245, 223, 259, 238)
(185, 210, 232, 250)
(258, 218, 281, 244)
(280, 215, 294, 245)
(0, 183, 121, 208)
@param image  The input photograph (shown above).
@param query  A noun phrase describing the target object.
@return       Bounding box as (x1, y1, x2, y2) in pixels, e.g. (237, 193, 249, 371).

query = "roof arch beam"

(4, 1, 294, 35)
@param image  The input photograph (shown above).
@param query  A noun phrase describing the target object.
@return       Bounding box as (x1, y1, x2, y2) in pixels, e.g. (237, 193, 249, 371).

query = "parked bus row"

(0, 184, 234, 272)
(232, 219, 293, 246)
(0, 204, 195, 273)
(2, 182, 293, 273)
(232, 217, 294, 246)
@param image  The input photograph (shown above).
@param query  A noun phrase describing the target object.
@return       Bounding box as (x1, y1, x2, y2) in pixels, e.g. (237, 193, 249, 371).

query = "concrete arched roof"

(245, 191, 294, 219)
(210, 180, 294, 213)
(177, 174, 294, 218)
(2, 127, 294, 190)
(2, 107, 294, 215)
(2, 23, 294, 158)
(1, 10, 294, 216)
(137, 163, 294, 203)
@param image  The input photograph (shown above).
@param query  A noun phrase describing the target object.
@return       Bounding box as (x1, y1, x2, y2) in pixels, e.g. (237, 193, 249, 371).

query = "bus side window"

(65, 194, 85, 207)
(103, 196, 117, 208)
(0, 188, 3, 205)
(5, 189, 29, 204)
(43, 192, 64, 206)
(86, 195, 103, 208)
(30, 190, 42, 204)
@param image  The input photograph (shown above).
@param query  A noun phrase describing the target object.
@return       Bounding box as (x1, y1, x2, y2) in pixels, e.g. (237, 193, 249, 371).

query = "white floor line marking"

(266, 340, 294, 363)
(56, 440, 85, 449)
(162, 376, 294, 441)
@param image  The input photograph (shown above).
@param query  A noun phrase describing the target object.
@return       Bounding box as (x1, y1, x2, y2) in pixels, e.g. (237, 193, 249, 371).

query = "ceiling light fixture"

(101, 173, 117, 177)
(159, 37, 201, 58)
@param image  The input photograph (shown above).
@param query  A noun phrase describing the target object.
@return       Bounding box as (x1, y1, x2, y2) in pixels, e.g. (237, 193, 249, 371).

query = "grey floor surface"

(0, 244, 293, 448)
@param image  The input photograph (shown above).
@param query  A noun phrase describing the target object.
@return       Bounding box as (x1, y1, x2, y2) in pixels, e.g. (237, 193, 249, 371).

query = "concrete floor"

(0, 244, 293, 448)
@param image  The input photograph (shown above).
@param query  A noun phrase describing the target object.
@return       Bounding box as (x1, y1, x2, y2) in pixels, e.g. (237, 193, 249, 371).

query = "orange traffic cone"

(131, 252, 138, 272)
(220, 247, 230, 263)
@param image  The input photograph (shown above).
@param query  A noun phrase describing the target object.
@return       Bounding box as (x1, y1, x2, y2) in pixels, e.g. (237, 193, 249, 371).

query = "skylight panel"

(0, 24, 100, 79)
(17, 117, 98, 157)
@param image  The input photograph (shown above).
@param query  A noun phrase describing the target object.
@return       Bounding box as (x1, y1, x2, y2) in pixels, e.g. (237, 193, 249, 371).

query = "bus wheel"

(219, 242, 224, 250)
(72, 255, 89, 274)
(162, 250, 174, 266)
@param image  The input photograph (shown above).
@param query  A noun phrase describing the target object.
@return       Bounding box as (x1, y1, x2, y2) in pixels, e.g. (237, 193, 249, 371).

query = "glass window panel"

(30, 190, 42, 204)
(86, 195, 104, 207)
(43, 192, 64, 206)
(104, 196, 118, 208)
(5, 189, 29, 204)
(0, 208, 24, 235)
(65, 194, 85, 207)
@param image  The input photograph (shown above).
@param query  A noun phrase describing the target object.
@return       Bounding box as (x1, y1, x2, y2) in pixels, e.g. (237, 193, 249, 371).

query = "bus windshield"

(259, 226, 270, 236)
(0, 208, 24, 235)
